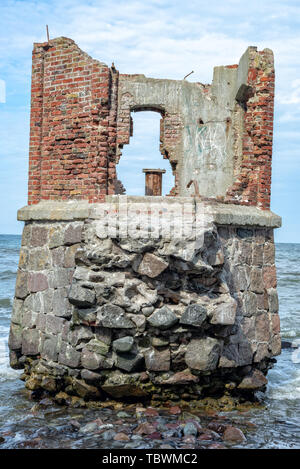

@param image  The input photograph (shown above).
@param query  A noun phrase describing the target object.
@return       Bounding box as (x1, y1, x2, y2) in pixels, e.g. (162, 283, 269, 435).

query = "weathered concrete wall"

(9, 199, 281, 402)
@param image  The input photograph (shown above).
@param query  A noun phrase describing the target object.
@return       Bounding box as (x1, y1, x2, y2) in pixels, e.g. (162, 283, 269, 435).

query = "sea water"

(0, 235, 299, 448)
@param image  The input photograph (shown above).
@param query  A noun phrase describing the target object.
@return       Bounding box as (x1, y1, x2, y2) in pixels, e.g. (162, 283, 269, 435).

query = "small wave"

(0, 298, 12, 309)
(0, 338, 21, 382)
(0, 270, 17, 280)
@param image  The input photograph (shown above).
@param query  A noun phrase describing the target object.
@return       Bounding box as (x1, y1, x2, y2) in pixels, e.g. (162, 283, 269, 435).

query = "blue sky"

(0, 0, 299, 242)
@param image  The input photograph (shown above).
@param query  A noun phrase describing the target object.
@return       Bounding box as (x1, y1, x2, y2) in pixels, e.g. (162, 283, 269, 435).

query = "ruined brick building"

(9, 37, 282, 402)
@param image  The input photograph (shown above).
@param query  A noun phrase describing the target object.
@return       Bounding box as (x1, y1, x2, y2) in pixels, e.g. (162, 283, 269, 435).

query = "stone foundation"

(9, 197, 281, 402)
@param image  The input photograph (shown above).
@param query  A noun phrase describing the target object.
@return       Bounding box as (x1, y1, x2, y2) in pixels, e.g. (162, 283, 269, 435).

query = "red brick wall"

(28, 37, 114, 204)
(225, 48, 275, 209)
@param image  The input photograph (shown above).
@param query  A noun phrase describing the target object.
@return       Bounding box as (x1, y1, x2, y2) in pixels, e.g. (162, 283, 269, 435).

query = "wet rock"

(223, 426, 246, 443)
(161, 370, 199, 385)
(208, 442, 226, 449)
(97, 304, 135, 329)
(68, 284, 96, 308)
(135, 423, 157, 435)
(116, 411, 130, 418)
(72, 378, 101, 400)
(79, 422, 99, 433)
(114, 432, 130, 441)
(81, 369, 102, 383)
(169, 405, 181, 415)
(185, 337, 221, 371)
(183, 422, 198, 437)
(238, 369, 268, 390)
(147, 306, 178, 330)
(112, 336, 134, 353)
(101, 430, 116, 441)
(137, 253, 168, 278)
(101, 371, 149, 398)
(144, 348, 170, 371)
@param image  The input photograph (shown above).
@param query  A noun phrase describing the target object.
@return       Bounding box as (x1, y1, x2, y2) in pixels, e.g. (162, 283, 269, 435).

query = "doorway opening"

(116, 111, 174, 196)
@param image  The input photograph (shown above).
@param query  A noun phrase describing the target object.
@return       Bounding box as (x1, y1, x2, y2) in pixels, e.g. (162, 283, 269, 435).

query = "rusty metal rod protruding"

(187, 179, 200, 197)
(143, 169, 166, 196)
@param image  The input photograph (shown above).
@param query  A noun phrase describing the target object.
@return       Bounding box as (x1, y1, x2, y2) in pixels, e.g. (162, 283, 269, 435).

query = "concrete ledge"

(17, 198, 281, 228)
(17, 201, 92, 221)
(206, 203, 282, 228)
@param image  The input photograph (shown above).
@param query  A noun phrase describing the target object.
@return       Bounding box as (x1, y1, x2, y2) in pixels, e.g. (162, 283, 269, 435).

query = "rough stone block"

(28, 273, 48, 292)
(11, 299, 24, 325)
(137, 253, 168, 278)
(58, 341, 81, 368)
(64, 244, 80, 268)
(255, 313, 271, 342)
(185, 338, 221, 371)
(68, 326, 94, 347)
(41, 335, 58, 361)
(15, 271, 28, 299)
(97, 304, 135, 329)
(238, 369, 268, 390)
(147, 306, 178, 330)
(49, 225, 65, 248)
(51, 246, 65, 267)
(115, 352, 144, 372)
(112, 336, 134, 353)
(68, 283, 96, 307)
(242, 291, 257, 317)
(22, 328, 40, 355)
(45, 315, 66, 336)
(53, 287, 73, 318)
(30, 226, 48, 247)
(8, 323, 23, 350)
(264, 243, 275, 265)
(81, 348, 113, 370)
(180, 304, 207, 327)
(268, 288, 279, 313)
(144, 348, 170, 372)
(250, 267, 264, 293)
(64, 224, 83, 245)
(263, 266, 277, 289)
(209, 297, 237, 325)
